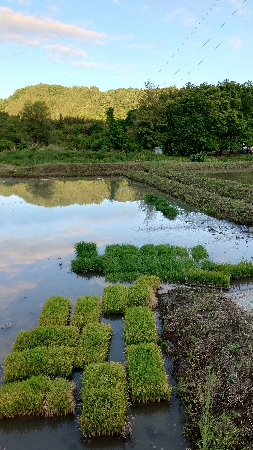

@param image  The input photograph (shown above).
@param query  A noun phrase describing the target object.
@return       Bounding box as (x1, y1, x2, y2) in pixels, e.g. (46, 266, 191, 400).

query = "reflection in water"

(0, 178, 141, 207)
(203, 170, 253, 185)
(0, 177, 253, 450)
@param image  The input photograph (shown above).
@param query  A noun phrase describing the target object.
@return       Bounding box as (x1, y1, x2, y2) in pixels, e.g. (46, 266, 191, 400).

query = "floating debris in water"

(0, 323, 12, 329)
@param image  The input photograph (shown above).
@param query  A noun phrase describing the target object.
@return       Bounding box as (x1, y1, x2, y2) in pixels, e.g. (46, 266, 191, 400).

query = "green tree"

(20, 101, 51, 145)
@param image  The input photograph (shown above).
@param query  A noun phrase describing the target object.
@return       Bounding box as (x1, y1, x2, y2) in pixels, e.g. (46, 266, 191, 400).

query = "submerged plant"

(145, 193, 178, 217)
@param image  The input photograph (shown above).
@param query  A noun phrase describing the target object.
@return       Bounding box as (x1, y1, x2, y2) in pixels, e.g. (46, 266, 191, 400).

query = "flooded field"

(0, 177, 253, 450)
(202, 170, 253, 185)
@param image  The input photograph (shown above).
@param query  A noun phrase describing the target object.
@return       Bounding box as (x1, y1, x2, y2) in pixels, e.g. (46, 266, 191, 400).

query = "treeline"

(1, 80, 253, 155)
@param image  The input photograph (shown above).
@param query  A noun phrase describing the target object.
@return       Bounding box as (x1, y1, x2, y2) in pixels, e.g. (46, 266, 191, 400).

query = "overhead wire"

(179, 9, 253, 83)
(157, 0, 248, 86)
(157, 0, 221, 75)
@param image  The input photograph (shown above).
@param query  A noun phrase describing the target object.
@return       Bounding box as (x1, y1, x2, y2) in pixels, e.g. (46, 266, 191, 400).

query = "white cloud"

(228, 36, 242, 50)
(0, 7, 106, 45)
(125, 43, 154, 49)
(164, 7, 194, 24)
(44, 44, 86, 60)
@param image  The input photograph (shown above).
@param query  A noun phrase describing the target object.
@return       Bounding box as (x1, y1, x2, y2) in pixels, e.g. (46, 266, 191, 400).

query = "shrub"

(189, 151, 207, 162)
(80, 362, 128, 436)
(135, 275, 160, 291)
(0, 375, 75, 419)
(71, 296, 100, 330)
(126, 343, 171, 403)
(38, 296, 71, 327)
(102, 284, 128, 314)
(124, 306, 157, 346)
(75, 323, 112, 368)
(13, 326, 79, 351)
(128, 283, 151, 307)
(187, 268, 230, 288)
(4, 346, 74, 383)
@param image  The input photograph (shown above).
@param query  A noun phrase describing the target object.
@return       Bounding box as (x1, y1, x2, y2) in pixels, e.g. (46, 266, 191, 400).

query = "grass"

(71, 296, 101, 330)
(75, 323, 112, 369)
(4, 346, 74, 383)
(13, 326, 79, 351)
(124, 306, 157, 346)
(102, 284, 128, 314)
(128, 283, 151, 307)
(126, 343, 171, 403)
(79, 362, 128, 437)
(38, 296, 71, 327)
(0, 375, 75, 419)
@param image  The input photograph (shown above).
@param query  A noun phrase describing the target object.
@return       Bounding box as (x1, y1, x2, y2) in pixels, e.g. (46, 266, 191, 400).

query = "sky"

(0, 0, 252, 99)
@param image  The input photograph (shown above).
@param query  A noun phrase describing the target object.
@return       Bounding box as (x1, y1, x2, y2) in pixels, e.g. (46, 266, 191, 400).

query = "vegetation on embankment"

(158, 286, 253, 449)
(0, 157, 252, 226)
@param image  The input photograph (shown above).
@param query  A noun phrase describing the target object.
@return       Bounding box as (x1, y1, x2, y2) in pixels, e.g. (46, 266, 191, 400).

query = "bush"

(71, 296, 100, 330)
(0, 375, 75, 418)
(102, 284, 128, 314)
(4, 346, 74, 383)
(0, 139, 14, 151)
(80, 362, 128, 436)
(124, 306, 157, 346)
(13, 326, 79, 351)
(128, 283, 151, 307)
(38, 296, 71, 327)
(189, 151, 207, 162)
(126, 343, 171, 403)
(187, 268, 230, 288)
(75, 323, 112, 368)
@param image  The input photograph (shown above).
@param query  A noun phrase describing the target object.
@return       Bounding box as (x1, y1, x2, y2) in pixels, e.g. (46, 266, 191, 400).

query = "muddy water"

(0, 177, 253, 449)
(201, 170, 253, 185)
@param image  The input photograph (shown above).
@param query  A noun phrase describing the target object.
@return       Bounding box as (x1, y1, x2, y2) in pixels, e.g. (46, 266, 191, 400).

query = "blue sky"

(0, 0, 252, 98)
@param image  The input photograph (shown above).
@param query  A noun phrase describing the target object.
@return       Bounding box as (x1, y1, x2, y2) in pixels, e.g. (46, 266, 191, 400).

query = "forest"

(1, 79, 253, 156)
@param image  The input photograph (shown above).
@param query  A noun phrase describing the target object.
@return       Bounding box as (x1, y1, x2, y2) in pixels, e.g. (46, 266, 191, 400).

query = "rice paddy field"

(0, 177, 253, 449)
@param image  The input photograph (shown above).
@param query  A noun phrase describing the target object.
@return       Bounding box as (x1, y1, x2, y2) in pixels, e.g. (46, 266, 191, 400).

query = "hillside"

(0, 84, 144, 120)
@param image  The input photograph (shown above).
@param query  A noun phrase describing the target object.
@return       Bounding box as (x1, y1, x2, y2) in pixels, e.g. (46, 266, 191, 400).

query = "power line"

(179, 9, 253, 83)
(160, 0, 247, 86)
(158, 0, 220, 75)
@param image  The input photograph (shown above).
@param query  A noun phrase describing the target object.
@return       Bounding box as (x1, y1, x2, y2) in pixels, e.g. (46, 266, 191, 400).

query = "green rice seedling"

(74, 241, 98, 258)
(13, 326, 79, 351)
(4, 346, 74, 383)
(102, 284, 128, 314)
(0, 375, 75, 418)
(124, 306, 157, 346)
(101, 244, 142, 280)
(75, 323, 112, 368)
(187, 268, 230, 288)
(191, 245, 209, 261)
(71, 296, 100, 330)
(126, 343, 171, 403)
(38, 296, 71, 327)
(135, 275, 160, 291)
(80, 362, 128, 437)
(71, 241, 103, 273)
(231, 261, 253, 278)
(128, 283, 151, 307)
